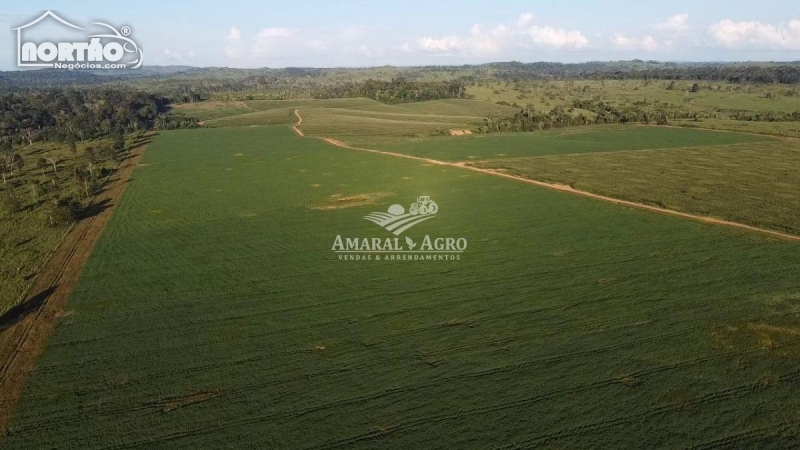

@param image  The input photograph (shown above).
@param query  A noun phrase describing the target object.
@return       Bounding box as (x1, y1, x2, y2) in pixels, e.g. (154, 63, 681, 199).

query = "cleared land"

(204, 108, 297, 128)
(468, 79, 800, 138)
(181, 98, 518, 136)
(345, 125, 773, 161)
(475, 139, 800, 235)
(469, 80, 800, 115)
(4, 125, 800, 448)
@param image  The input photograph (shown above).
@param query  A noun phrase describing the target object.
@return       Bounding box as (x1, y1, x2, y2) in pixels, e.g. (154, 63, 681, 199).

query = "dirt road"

(292, 109, 305, 137)
(314, 129, 800, 244)
(0, 142, 148, 436)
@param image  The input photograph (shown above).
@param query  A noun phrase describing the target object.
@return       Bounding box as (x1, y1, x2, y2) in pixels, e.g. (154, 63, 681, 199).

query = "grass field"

(468, 80, 800, 115)
(475, 138, 800, 235)
(0, 208, 70, 314)
(203, 108, 297, 127)
(0, 140, 121, 317)
(179, 98, 518, 136)
(674, 119, 800, 138)
(5, 124, 800, 448)
(346, 125, 773, 161)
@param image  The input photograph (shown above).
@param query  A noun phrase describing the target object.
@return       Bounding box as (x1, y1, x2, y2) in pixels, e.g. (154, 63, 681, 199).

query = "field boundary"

(0, 141, 149, 437)
(291, 109, 800, 243)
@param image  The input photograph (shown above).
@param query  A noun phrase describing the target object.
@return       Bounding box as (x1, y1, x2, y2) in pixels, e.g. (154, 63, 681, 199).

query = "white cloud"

(222, 24, 391, 66)
(257, 28, 292, 39)
(611, 34, 660, 51)
(250, 28, 294, 60)
(708, 19, 800, 50)
(524, 26, 588, 49)
(159, 48, 195, 63)
(162, 48, 180, 60)
(216, 13, 800, 67)
(306, 39, 327, 51)
(608, 13, 690, 53)
(417, 35, 463, 53)
(517, 13, 534, 27)
(411, 13, 588, 55)
(654, 13, 690, 31)
(225, 27, 245, 59)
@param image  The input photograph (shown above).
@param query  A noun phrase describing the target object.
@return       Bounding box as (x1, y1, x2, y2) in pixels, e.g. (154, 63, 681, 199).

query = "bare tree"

(22, 128, 37, 146)
(44, 155, 58, 174)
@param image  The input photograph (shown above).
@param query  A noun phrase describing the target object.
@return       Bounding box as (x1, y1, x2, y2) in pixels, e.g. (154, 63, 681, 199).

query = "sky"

(1, 0, 799, 70)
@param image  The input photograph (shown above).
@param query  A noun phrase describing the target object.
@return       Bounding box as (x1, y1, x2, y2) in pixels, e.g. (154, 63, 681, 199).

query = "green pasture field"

(348, 98, 519, 117)
(0, 207, 68, 314)
(6, 124, 800, 448)
(203, 107, 297, 127)
(246, 97, 380, 111)
(477, 139, 800, 235)
(469, 80, 800, 115)
(297, 107, 469, 137)
(675, 119, 800, 138)
(345, 125, 773, 161)
(178, 98, 519, 136)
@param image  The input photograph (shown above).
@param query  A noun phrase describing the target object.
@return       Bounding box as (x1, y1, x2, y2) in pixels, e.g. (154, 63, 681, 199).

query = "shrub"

(0, 189, 20, 215)
(42, 199, 77, 227)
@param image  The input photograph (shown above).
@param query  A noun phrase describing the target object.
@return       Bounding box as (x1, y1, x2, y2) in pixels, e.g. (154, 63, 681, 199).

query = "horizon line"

(2, 59, 800, 73)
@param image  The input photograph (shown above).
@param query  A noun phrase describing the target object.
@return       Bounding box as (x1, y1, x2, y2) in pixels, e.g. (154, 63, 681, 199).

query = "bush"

(0, 189, 20, 215)
(42, 199, 77, 227)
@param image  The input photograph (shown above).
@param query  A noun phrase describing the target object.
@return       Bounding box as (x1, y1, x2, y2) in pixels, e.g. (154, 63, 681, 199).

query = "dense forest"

(0, 89, 198, 146)
(2, 61, 800, 99)
(204, 78, 466, 103)
(480, 62, 800, 84)
(478, 101, 679, 133)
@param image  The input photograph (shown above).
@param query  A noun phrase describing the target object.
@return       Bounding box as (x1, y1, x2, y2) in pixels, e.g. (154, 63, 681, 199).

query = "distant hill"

(1, 60, 799, 92)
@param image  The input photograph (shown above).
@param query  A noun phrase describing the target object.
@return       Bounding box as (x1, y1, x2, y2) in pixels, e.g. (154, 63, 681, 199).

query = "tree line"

(477, 62, 800, 85)
(172, 78, 467, 104)
(729, 110, 800, 122)
(477, 100, 688, 133)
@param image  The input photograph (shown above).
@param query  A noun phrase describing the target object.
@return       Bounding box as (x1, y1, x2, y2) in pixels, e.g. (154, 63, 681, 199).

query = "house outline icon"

(12, 10, 85, 67)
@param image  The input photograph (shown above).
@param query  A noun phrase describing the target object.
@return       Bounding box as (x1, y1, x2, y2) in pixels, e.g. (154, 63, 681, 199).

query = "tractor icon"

(409, 196, 438, 216)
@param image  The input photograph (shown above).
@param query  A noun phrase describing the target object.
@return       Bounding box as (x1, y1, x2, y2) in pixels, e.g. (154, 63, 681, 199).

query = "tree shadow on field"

(132, 136, 154, 148)
(0, 286, 56, 332)
(78, 198, 112, 220)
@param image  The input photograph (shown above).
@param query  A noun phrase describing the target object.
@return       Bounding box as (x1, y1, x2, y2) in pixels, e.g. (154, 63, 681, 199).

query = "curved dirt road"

(291, 109, 304, 137)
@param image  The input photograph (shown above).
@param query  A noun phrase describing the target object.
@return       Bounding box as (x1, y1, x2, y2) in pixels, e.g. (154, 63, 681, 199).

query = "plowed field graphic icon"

(364, 196, 438, 235)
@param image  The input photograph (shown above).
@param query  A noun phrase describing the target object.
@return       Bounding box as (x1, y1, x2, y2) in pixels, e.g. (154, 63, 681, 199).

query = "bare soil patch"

(310, 192, 394, 211)
(449, 129, 473, 136)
